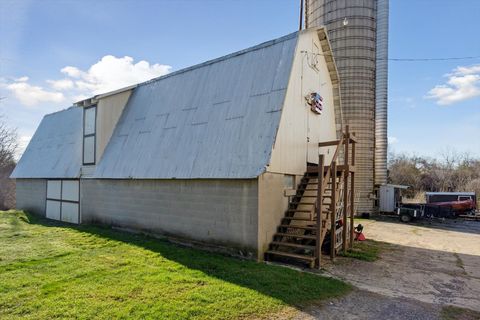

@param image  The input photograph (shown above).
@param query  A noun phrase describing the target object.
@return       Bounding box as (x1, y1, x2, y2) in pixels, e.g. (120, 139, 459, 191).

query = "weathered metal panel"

(94, 33, 298, 179)
(96, 90, 132, 162)
(11, 107, 83, 179)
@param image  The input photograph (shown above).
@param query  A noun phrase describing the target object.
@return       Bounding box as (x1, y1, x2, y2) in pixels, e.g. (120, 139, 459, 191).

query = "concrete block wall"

(15, 179, 46, 216)
(257, 172, 303, 259)
(81, 179, 259, 256)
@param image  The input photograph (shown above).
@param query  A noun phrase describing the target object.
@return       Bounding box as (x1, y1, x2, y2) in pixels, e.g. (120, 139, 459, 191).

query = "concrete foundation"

(81, 179, 259, 256)
(14, 177, 307, 260)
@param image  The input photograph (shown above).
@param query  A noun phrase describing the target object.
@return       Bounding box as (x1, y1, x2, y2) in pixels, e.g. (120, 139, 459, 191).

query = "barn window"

(46, 180, 80, 224)
(83, 105, 96, 165)
(284, 175, 295, 189)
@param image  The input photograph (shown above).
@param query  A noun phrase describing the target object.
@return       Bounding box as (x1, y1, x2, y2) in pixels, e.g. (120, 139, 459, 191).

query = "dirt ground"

(294, 217, 480, 319)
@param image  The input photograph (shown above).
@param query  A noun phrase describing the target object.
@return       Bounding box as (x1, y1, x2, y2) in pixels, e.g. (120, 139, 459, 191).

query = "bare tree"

(0, 115, 17, 210)
(0, 115, 17, 168)
(389, 151, 480, 200)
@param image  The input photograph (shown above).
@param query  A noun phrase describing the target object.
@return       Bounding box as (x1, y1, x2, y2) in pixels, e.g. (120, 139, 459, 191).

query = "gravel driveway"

(291, 217, 480, 319)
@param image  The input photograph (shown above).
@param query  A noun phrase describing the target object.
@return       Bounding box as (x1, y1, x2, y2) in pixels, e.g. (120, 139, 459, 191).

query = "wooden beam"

(315, 154, 324, 269)
(342, 126, 349, 253)
(330, 161, 337, 261)
(318, 140, 341, 147)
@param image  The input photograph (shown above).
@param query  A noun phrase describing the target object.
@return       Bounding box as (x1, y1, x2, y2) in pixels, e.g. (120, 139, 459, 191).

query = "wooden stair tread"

(298, 186, 333, 190)
(279, 224, 317, 230)
(290, 201, 316, 205)
(266, 250, 315, 261)
(282, 216, 313, 221)
(287, 209, 312, 213)
(271, 241, 316, 250)
(275, 232, 316, 240)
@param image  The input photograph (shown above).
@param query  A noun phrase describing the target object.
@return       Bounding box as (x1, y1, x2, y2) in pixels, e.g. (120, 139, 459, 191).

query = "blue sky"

(1, 0, 479, 158)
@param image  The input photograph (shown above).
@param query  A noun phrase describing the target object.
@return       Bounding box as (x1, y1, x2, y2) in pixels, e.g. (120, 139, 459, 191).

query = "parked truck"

(397, 192, 477, 222)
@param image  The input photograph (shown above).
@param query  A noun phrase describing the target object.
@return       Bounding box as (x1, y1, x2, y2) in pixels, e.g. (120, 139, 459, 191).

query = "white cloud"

(61, 66, 83, 78)
(388, 136, 398, 145)
(3, 55, 171, 107)
(15, 135, 32, 160)
(47, 79, 74, 90)
(15, 76, 29, 82)
(5, 80, 65, 107)
(426, 64, 480, 105)
(64, 55, 171, 95)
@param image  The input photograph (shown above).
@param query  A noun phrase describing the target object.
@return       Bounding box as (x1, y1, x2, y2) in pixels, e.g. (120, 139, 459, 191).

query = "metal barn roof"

(11, 107, 83, 179)
(93, 32, 298, 179)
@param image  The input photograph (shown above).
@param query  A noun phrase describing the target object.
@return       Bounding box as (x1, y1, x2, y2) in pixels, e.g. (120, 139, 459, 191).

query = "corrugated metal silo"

(306, 0, 389, 213)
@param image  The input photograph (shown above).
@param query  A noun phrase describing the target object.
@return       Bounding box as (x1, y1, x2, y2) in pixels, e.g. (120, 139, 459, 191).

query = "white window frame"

(83, 105, 97, 165)
(46, 179, 80, 224)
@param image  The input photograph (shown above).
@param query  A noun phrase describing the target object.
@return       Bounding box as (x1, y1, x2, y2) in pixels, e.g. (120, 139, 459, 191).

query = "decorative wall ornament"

(305, 92, 324, 114)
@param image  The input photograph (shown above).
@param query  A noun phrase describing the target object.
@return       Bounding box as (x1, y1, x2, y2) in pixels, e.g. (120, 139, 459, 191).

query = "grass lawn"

(340, 240, 392, 262)
(0, 211, 350, 319)
(441, 306, 480, 320)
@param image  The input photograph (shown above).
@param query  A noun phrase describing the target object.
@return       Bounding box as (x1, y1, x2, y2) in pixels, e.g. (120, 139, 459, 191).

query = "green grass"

(441, 306, 480, 320)
(0, 210, 351, 319)
(340, 240, 389, 262)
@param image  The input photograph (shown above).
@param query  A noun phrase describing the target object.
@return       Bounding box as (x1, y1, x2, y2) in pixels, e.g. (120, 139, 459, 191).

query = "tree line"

(388, 151, 480, 200)
(0, 115, 17, 210)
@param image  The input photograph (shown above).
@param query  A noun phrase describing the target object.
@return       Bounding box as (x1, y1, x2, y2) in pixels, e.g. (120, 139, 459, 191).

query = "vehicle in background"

(426, 192, 477, 215)
(397, 192, 477, 222)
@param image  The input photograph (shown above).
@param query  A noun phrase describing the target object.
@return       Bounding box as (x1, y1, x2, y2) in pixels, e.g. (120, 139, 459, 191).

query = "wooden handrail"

(315, 125, 357, 264)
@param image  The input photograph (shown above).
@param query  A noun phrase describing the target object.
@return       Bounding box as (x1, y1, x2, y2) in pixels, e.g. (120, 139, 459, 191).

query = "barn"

(12, 27, 354, 263)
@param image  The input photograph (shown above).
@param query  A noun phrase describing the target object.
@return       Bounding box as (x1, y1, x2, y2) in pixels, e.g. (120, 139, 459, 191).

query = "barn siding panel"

(15, 179, 47, 216)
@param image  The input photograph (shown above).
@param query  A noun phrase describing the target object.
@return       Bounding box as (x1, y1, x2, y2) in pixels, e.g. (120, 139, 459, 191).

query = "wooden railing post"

(342, 126, 349, 253)
(349, 134, 356, 249)
(316, 154, 325, 269)
(330, 161, 337, 260)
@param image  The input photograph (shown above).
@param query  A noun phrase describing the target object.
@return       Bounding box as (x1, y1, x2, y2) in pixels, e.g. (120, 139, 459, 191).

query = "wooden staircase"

(265, 126, 357, 268)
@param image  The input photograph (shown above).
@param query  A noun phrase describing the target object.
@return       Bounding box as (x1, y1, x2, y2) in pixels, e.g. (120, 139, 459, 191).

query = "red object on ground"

(355, 232, 366, 241)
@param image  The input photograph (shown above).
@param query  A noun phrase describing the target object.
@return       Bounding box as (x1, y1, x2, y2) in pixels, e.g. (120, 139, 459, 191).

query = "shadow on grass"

(20, 211, 351, 306)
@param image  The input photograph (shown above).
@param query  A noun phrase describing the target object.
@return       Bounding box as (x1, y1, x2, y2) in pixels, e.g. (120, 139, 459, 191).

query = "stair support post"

(342, 126, 349, 253)
(315, 154, 325, 269)
(330, 161, 337, 260)
(349, 134, 356, 249)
